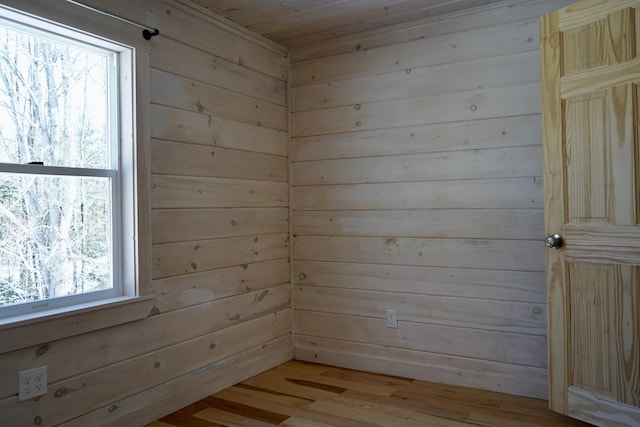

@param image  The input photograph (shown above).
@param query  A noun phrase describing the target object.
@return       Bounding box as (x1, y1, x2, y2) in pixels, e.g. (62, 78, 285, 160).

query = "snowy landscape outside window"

(0, 15, 123, 317)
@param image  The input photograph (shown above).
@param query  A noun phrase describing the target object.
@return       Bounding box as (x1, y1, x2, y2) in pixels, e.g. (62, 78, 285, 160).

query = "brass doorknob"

(545, 234, 563, 249)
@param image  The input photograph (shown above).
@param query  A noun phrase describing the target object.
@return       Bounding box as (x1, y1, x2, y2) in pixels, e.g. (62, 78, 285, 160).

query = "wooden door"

(540, 1, 640, 426)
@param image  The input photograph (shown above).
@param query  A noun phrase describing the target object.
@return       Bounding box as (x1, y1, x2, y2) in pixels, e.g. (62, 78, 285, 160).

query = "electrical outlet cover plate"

(386, 309, 398, 328)
(18, 366, 47, 401)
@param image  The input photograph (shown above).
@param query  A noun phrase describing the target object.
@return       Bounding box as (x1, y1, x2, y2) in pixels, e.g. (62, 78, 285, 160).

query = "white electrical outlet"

(386, 309, 398, 328)
(18, 366, 47, 401)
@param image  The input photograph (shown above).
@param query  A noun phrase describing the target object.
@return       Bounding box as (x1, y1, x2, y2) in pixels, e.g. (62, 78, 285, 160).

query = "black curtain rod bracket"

(66, 0, 160, 41)
(142, 29, 160, 40)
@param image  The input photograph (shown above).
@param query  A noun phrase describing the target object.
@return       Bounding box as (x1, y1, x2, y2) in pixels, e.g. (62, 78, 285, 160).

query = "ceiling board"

(189, 0, 504, 48)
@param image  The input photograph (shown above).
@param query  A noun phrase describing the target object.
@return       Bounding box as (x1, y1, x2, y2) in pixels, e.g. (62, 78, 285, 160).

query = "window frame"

(0, 12, 125, 317)
(0, 0, 152, 347)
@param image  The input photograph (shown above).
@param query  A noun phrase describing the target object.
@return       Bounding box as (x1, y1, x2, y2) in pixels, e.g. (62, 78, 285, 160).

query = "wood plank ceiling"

(188, 0, 504, 48)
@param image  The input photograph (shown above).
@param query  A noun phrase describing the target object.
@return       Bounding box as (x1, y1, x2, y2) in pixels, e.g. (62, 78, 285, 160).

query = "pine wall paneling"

(0, 0, 291, 425)
(0, 0, 588, 425)
(290, 0, 576, 400)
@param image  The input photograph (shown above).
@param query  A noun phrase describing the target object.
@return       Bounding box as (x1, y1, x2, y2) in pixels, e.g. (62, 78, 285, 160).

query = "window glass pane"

(0, 21, 111, 169)
(0, 173, 113, 307)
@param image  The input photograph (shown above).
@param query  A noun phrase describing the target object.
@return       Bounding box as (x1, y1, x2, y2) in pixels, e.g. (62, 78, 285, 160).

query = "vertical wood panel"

(562, 8, 637, 74)
(569, 264, 640, 407)
(566, 92, 608, 222)
(545, 0, 640, 420)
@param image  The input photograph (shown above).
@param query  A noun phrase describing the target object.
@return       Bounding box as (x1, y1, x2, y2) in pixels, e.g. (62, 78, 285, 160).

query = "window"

(0, 1, 150, 326)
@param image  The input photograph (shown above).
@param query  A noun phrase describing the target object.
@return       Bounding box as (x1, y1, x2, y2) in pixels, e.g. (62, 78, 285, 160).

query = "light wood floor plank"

(194, 406, 276, 426)
(280, 418, 335, 427)
(148, 361, 593, 427)
(216, 386, 371, 427)
(341, 389, 470, 423)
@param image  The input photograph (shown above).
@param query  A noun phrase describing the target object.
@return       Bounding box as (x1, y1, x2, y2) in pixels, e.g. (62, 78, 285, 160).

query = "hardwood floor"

(146, 360, 593, 427)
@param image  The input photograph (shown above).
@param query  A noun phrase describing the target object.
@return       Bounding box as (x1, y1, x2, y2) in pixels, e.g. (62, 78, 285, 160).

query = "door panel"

(562, 7, 637, 74)
(565, 91, 608, 222)
(569, 264, 639, 406)
(541, 1, 640, 425)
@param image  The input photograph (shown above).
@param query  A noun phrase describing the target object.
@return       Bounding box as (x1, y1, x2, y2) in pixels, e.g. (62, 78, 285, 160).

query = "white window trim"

(0, 0, 152, 348)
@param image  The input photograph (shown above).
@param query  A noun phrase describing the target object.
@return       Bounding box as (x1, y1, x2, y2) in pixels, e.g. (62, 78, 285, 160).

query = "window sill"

(0, 296, 154, 354)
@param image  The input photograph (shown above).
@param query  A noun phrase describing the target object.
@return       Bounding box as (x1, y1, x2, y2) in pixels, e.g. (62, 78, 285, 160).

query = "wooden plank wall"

(290, 0, 575, 400)
(0, 0, 292, 425)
